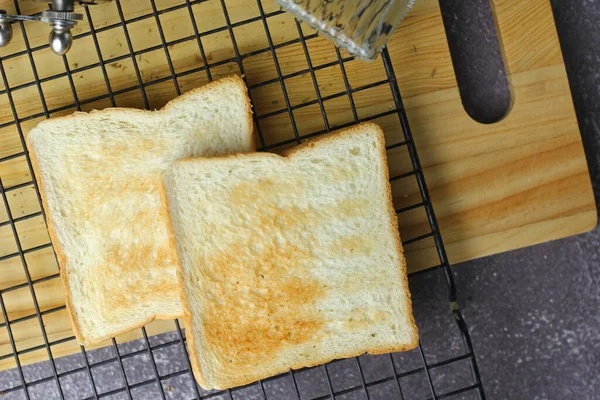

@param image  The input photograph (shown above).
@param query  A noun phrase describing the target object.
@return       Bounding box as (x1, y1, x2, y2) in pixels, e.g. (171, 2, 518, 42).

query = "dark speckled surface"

(0, 1, 598, 399)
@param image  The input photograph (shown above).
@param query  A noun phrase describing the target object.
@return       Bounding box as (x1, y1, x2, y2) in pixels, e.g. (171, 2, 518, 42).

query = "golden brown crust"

(373, 124, 420, 350)
(26, 139, 88, 343)
(169, 122, 418, 389)
(207, 339, 420, 390)
(27, 75, 253, 346)
(158, 179, 207, 385)
(234, 75, 257, 152)
(279, 122, 382, 157)
(32, 75, 251, 130)
(172, 123, 384, 167)
(206, 342, 418, 390)
(217, 341, 419, 389)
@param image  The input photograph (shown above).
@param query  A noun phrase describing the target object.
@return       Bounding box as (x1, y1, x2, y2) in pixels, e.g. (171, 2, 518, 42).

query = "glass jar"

(277, 0, 416, 60)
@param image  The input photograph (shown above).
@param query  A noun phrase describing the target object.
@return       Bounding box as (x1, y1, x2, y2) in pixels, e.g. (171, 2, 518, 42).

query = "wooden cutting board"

(0, 0, 595, 369)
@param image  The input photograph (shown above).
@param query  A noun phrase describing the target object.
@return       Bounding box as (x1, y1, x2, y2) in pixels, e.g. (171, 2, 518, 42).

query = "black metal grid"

(0, 0, 485, 399)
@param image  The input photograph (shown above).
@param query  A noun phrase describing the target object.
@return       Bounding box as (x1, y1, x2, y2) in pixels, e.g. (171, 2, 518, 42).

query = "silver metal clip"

(0, 0, 86, 55)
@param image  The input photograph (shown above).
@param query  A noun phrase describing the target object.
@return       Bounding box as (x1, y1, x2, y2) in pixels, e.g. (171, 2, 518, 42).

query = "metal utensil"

(0, 0, 106, 55)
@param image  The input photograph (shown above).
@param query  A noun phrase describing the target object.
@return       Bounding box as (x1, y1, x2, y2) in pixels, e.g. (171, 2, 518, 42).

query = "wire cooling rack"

(0, 0, 485, 399)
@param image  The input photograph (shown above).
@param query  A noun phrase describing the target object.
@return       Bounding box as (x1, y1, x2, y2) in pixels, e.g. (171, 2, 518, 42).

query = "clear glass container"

(277, 0, 416, 60)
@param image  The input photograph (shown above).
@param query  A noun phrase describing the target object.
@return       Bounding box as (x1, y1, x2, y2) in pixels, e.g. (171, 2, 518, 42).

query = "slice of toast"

(26, 76, 255, 345)
(163, 123, 418, 389)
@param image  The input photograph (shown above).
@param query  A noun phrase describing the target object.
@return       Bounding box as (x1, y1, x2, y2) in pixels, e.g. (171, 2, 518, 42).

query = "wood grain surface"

(0, 0, 595, 369)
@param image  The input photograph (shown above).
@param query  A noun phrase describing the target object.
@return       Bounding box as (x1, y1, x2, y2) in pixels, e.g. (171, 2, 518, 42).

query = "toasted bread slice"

(163, 123, 418, 389)
(26, 76, 254, 345)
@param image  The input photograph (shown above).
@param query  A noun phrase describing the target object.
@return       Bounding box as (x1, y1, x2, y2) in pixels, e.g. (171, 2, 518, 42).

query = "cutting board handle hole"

(439, 0, 512, 124)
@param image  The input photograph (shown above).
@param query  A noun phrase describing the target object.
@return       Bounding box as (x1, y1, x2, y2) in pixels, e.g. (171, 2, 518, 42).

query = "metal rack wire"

(0, 0, 485, 398)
